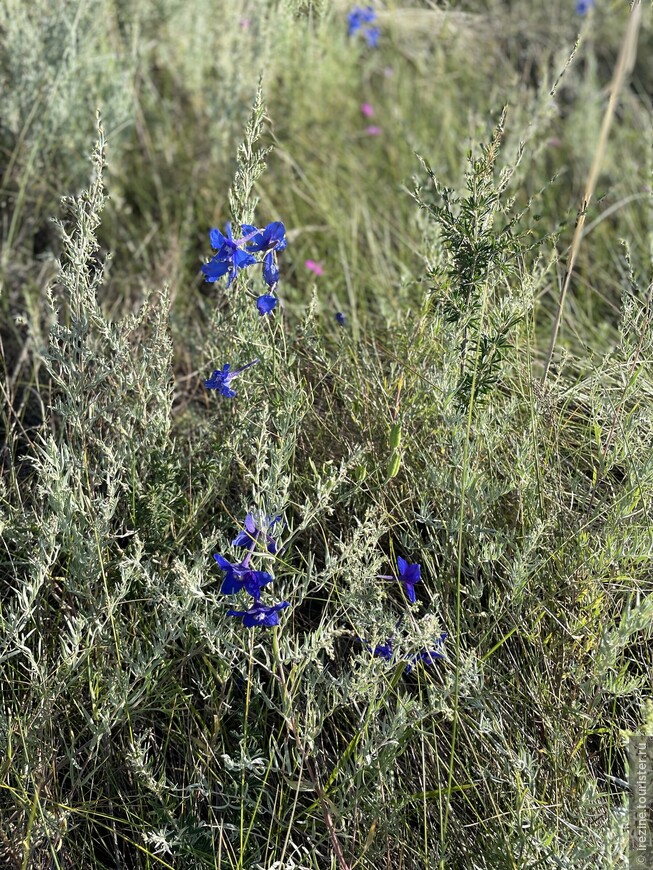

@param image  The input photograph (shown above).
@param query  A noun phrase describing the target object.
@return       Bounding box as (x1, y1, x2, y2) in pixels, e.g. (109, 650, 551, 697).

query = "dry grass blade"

(541, 0, 643, 383)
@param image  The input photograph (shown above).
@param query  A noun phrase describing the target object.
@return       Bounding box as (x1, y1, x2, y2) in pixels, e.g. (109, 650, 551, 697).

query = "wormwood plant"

(413, 113, 529, 408)
(2, 3, 653, 869)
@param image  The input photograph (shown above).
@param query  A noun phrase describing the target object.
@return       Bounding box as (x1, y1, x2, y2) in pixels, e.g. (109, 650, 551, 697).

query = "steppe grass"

(1, 1, 653, 868)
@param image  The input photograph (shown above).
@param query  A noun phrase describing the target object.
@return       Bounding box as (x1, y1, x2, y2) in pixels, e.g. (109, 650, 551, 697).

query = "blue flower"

(202, 223, 257, 288)
(347, 6, 376, 35)
(371, 640, 393, 661)
(405, 633, 448, 674)
(204, 360, 258, 397)
(576, 0, 594, 14)
(397, 556, 421, 603)
(245, 222, 287, 289)
(232, 513, 282, 554)
(335, 312, 346, 326)
(227, 600, 290, 628)
(347, 6, 379, 46)
(257, 293, 277, 315)
(364, 26, 380, 48)
(244, 221, 287, 255)
(213, 553, 274, 599)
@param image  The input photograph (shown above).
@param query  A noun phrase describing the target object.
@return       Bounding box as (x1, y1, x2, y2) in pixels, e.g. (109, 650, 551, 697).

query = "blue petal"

(227, 608, 247, 618)
(218, 383, 237, 398)
(209, 227, 227, 250)
(263, 253, 279, 287)
(404, 563, 421, 584)
(404, 583, 417, 604)
(214, 553, 234, 571)
(221, 574, 243, 595)
(257, 293, 278, 315)
(263, 222, 286, 250)
(233, 249, 258, 269)
(201, 257, 231, 282)
(232, 530, 253, 548)
(397, 555, 408, 577)
(244, 512, 257, 534)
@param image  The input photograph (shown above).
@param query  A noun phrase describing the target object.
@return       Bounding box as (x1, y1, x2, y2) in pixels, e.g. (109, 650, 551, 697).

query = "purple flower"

(202, 223, 257, 288)
(227, 600, 290, 628)
(213, 553, 274, 599)
(204, 360, 258, 398)
(335, 312, 346, 326)
(576, 0, 594, 14)
(405, 633, 448, 674)
(257, 294, 277, 315)
(397, 556, 421, 603)
(232, 513, 282, 555)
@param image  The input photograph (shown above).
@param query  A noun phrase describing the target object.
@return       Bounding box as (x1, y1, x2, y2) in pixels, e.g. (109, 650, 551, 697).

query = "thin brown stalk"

(541, 1, 643, 383)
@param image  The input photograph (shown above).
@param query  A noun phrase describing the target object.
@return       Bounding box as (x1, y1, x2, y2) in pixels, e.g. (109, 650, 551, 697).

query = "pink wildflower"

(360, 102, 374, 118)
(305, 259, 324, 277)
(365, 126, 382, 136)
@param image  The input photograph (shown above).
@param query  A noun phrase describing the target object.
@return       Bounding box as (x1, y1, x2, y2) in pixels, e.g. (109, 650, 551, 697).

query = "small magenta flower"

(397, 556, 421, 603)
(202, 223, 257, 288)
(365, 125, 382, 136)
(204, 360, 258, 397)
(335, 312, 346, 326)
(305, 259, 324, 276)
(576, 0, 594, 14)
(227, 600, 290, 627)
(257, 294, 277, 315)
(213, 553, 274, 599)
(232, 513, 282, 555)
(360, 102, 374, 118)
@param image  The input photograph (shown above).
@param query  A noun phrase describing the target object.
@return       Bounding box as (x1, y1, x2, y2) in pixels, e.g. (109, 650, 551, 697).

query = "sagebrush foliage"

(1, 2, 653, 869)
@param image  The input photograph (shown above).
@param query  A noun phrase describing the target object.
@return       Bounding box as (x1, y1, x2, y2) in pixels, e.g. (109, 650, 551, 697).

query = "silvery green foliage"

(0, 0, 135, 182)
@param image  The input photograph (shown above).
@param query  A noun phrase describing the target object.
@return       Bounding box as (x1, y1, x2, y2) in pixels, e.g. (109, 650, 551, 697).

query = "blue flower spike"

(397, 555, 421, 603)
(213, 553, 274, 600)
(204, 359, 259, 398)
(232, 513, 282, 554)
(227, 600, 290, 628)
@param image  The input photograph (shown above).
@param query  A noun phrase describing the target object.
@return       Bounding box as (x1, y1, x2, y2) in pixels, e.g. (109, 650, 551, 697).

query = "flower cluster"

(201, 220, 287, 316)
(215, 512, 289, 628)
(347, 6, 379, 48)
(362, 556, 449, 673)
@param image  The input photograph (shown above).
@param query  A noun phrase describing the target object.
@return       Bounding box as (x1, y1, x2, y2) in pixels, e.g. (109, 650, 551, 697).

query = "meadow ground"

(1, 1, 653, 867)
